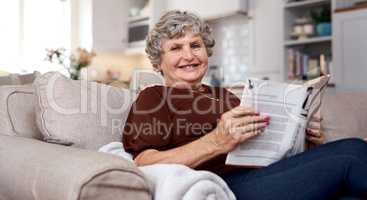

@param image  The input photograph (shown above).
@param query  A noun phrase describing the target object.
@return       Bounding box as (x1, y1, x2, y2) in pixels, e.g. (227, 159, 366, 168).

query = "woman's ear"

(153, 65, 164, 75)
(153, 64, 160, 72)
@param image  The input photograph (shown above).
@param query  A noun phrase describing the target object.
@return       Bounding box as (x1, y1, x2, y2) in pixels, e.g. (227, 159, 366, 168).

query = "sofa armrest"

(0, 135, 152, 200)
(321, 91, 367, 142)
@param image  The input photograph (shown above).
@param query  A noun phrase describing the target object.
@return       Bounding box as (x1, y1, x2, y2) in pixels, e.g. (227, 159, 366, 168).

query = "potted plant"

(45, 48, 96, 80)
(310, 6, 331, 36)
(69, 48, 96, 80)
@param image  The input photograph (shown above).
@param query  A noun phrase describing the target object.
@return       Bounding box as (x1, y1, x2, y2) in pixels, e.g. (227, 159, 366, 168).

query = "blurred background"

(1, 0, 366, 92)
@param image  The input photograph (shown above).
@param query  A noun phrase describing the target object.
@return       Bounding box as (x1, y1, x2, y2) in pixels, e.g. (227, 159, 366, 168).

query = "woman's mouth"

(177, 64, 200, 69)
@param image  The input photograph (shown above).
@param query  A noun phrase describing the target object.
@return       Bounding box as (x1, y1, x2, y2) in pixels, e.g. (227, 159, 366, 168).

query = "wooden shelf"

(284, 0, 331, 9)
(334, 3, 367, 13)
(284, 36, 332, 46)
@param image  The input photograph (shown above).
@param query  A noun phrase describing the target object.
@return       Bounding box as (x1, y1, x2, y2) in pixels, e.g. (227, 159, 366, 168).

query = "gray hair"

(145, 10, 215, 69)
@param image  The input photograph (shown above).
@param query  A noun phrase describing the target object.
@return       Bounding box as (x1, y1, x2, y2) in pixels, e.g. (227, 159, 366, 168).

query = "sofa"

(0, 72, 152, 200)
(0, 72, 367, 200)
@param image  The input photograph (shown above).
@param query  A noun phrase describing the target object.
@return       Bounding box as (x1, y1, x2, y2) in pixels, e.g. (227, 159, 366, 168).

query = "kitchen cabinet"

(252, 0, 283, 81)
(333, 8, 367, 91)
(91, 0, 129, 52)
(157, 0, 248, 20)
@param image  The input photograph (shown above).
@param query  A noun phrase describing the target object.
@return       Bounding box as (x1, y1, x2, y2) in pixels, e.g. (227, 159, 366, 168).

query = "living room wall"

(88, 52, 151, 82)
(71, 0, 152, 83)
(71, 0, 284, 83)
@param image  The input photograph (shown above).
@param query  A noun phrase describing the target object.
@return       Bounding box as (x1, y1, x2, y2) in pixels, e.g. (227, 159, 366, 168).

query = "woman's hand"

(202, 106, 270, 154)
(306, 115, 325, 145)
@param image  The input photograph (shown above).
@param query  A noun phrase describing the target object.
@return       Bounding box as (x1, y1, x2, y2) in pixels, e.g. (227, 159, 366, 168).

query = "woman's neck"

(165, 81, 203, 90)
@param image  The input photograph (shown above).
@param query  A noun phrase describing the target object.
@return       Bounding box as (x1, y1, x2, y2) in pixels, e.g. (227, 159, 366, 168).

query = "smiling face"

(158, 30, 209, 88)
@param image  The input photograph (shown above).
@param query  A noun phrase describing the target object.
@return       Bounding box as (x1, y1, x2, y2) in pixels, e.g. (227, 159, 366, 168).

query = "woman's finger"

(238, 129, 264, 143)
(306, 128, 325, 145)
(307, 121, 322, 130)
(306, 128, 321, 137)
(230, 122, 269, 135)
(231, 115, 270, 127)
(231, 128, 264, 142)
(306, 135, 324, 145)
(226, 106, 258, 118)
(310, 116, 323, 122)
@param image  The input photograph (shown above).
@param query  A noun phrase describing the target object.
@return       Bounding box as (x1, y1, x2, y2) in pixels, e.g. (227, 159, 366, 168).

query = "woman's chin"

(179, 78, 203, 85)
(177, 72, 204, 81)
(177, 68, 205, 77)
(171, 75, 202, 85)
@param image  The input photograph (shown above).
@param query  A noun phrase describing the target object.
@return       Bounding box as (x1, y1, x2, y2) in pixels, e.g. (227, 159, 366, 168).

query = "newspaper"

(225, 75, 330, 167)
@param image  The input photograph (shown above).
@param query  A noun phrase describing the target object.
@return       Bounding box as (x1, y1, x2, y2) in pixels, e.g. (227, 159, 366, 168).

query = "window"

(0, 0, 71, 74)
(0, 1, 20, 70)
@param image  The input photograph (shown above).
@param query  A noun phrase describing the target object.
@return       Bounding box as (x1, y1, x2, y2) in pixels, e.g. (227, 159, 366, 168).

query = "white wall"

(207, 0, 284, 83)
(70, 0, 92, 50)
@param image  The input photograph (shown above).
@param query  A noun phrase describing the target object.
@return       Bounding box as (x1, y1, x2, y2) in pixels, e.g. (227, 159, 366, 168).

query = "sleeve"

(122, 87, 173, 158)
(224, 88, 241, 108)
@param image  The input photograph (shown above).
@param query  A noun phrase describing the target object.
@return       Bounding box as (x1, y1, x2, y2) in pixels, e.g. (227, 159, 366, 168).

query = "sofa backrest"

(0, 74, 21, 85)
(0, 72, 41, 86)
(18, 71, 41, 85)
(1, 72, 134, 150)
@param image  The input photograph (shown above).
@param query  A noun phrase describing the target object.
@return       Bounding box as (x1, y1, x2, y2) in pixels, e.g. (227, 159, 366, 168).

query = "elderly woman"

(123, 10, 367, 200)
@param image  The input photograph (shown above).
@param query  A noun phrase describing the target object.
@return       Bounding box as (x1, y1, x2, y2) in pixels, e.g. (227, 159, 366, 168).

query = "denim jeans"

(220, 138, 367, 200)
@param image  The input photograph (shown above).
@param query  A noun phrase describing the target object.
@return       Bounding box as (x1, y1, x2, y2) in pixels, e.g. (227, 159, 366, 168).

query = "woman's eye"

(191, 43, 201, 49)
(170, 46, 180, 51)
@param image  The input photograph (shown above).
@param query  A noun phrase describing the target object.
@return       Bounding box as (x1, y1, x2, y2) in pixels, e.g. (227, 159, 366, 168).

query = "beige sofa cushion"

(0, 85, 42, 139)
(0, 135, 152, 200)
(33, 72, 132, 150)
(321, 91, 367, 141)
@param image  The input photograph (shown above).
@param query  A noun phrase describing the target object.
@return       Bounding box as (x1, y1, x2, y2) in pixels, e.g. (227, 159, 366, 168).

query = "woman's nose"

(182, 47, 194, 61)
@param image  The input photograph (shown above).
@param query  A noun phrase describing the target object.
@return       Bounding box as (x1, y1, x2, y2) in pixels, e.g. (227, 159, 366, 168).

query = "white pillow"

(33, 72, 132, 150)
